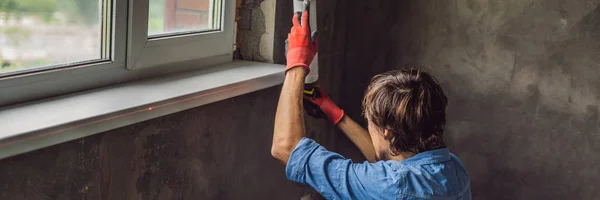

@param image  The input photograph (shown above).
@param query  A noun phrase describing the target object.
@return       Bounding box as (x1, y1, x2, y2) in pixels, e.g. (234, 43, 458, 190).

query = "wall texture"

(0, 87, 320, 199)
(3, 0, 599, 199)
(317, 0, 600, 199)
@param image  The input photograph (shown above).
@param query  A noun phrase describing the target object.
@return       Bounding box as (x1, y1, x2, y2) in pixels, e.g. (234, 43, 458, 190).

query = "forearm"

(272, 68, 307, 164)
(337, 116, 376, 162)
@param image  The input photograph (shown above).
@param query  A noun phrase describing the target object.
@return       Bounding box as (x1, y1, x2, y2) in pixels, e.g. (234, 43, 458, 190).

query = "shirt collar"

(399, 148, 451, 165)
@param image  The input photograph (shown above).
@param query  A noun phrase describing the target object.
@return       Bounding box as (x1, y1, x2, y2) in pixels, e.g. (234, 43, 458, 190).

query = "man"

(272, 11, 471, 200)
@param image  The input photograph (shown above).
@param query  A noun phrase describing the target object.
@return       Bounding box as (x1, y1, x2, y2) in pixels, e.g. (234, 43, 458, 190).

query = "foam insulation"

(235, 0, 276, 62)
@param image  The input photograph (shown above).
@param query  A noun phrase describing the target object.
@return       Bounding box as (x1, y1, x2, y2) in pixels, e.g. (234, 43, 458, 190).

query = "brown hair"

(362, 68, 448, 155)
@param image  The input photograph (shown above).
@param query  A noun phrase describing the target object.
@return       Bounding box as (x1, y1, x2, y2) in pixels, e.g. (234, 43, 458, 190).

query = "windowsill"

(0, 61, 285, 159)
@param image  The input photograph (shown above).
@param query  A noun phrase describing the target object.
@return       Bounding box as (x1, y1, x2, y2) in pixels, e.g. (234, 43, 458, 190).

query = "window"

(0, 0, 110, 76)
(148, 0, 220, 36)
(128, 0, 232, 70)
(0, 0, 235, 106)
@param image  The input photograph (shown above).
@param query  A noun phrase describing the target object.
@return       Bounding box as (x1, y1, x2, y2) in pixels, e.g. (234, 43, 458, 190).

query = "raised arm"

(272, 68, 307, 164)
(337, 116, 376, 162)
(271, 11, 316, 164)
(304, 87, 376, 162)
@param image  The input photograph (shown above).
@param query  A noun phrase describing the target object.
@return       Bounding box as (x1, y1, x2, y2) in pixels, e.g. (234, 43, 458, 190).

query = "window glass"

(148, 0, 221, 37)
(0, 0, 109, 76)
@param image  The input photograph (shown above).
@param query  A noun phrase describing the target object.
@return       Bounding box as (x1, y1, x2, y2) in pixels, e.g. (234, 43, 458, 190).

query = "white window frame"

(127, 0, 235, 70)
(0, 0, 298, 161)
(0, 0, 286, 160)
(0, 0, 236, 106)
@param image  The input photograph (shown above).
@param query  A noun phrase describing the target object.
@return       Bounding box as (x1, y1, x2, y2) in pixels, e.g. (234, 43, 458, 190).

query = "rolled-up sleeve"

(285, 137, 376, 199)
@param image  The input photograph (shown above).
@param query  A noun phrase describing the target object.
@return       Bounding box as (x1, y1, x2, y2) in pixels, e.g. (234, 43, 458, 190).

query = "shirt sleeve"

(286, 137, 388, 199)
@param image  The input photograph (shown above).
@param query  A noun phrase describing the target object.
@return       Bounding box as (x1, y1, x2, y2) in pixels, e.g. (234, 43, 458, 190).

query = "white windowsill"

(0, 61, 285, 159)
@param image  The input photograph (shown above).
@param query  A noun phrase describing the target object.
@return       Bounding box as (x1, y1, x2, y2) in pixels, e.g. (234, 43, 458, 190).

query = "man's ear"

(383, 129, 393, 139)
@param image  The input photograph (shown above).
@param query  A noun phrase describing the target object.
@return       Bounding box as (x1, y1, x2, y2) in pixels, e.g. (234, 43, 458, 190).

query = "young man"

(272, 12, 472, 200)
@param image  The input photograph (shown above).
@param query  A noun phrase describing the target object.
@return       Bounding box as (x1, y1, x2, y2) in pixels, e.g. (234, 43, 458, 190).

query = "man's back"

(287, 138, 471, 200)
(273, 24, 471, 199)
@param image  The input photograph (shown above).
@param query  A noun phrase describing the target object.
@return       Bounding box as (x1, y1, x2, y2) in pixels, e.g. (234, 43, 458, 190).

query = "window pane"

(0, 0, 109, 76)
(148, 0, 221, 37)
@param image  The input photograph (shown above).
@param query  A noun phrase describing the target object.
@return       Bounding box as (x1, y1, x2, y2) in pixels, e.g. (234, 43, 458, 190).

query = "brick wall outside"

(164, 0, 212, 32)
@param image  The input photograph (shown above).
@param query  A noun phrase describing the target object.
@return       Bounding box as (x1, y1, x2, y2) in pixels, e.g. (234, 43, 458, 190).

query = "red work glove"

(303, 86, 345, 125)
(286, 11, 316, 74)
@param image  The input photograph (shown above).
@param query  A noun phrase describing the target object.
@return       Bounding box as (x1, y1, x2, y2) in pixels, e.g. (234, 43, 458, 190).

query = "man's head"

(362, 68, 448, 160)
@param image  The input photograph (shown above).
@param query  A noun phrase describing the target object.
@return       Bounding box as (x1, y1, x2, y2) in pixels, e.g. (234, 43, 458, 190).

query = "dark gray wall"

(3, 0, 600, 199)
(318, 0, 600, 199)
(0, 87, 323, 199)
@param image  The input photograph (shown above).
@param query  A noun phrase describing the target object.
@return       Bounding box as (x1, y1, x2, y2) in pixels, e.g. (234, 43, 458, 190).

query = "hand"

(286, 11, 316, 74)
(303, 86, 344, 125)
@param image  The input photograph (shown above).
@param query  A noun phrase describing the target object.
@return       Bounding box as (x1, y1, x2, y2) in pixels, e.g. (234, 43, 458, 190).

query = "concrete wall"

(3, 0, 599, 199)
(0, 87, 318, 199)
(317, 0, 600, 199)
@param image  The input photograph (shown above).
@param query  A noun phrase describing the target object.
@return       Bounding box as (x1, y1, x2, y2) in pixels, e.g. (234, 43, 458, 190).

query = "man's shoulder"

(449, 152, 467, 167)
(383, 154, 471, 199)
(349, 159, 469, 199)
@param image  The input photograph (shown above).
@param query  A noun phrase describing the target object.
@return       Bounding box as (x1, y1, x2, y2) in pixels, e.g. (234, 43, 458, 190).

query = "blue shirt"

(286, 138, 472, 200)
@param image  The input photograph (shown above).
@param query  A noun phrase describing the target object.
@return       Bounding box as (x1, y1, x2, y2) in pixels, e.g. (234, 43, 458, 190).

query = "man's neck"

(386, 151, 416, 162)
